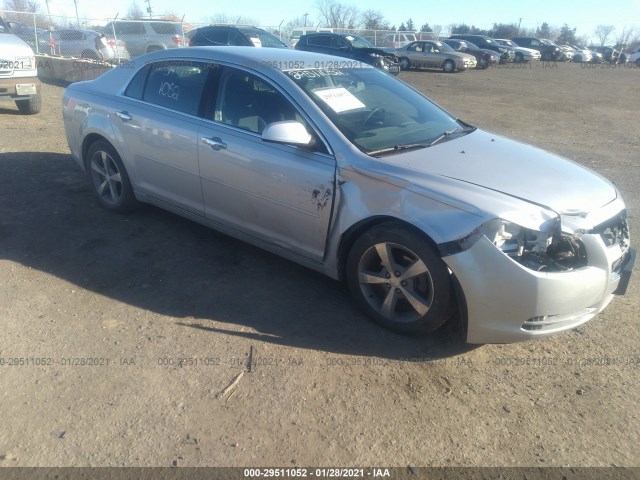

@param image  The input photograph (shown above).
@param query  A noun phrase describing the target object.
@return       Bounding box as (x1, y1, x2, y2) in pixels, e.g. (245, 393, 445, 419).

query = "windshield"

(286, 67, 465, 155)
(346, 35, 375, 49)
(240, 29, 288, 48)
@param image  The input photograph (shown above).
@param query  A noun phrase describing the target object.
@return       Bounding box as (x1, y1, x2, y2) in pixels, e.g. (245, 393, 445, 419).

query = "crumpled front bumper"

(444, 233, 635, 344)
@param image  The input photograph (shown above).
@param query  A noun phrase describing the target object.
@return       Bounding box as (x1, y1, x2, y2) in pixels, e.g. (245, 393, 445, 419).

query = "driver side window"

(215, 68, 309, 136)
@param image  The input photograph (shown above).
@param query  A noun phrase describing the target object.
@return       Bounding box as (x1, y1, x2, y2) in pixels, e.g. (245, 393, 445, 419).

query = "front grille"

(522, 307, 598, 331)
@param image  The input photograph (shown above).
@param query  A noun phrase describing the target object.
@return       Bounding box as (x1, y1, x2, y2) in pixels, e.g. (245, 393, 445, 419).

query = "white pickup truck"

(0, 17, 41, 114)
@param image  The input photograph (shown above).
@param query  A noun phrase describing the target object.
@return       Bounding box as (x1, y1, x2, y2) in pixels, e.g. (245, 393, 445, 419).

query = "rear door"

(109, 60, 212, 215)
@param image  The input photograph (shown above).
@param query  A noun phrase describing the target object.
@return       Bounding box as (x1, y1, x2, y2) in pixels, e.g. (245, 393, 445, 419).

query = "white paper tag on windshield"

(313, 88, 365, 113)
(249, 37, 262, 47)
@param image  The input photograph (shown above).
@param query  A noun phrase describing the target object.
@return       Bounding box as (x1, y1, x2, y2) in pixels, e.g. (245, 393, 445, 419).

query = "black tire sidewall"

(346, 222, 453, 335)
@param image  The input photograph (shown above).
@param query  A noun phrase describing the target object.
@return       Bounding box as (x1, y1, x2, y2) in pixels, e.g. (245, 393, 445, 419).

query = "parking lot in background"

(0, 61, 638, 467)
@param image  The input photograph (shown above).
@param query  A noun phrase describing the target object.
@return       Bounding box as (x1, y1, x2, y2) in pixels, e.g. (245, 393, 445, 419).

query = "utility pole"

(44, 0, 52, 24)
(145, 0, 153, 19)
(303, 12, 309, 28)
(73, 0, 80, 26)
(517, 17, 522, 36)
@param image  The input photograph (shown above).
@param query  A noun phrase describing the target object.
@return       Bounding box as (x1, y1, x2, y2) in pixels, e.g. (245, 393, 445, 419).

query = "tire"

(85, 140, 137, 213)
(573, 55, 582, 63)
(15, 91, 41, 115)
(346, 222, 454, 335)
(635, 59, 640, 67)
(443, 59, 455, 73)
(399, 57, 411, 71)
(514, 52, 524, 63)
(478, 57, 489, 69)
(541, 52, 552, 61)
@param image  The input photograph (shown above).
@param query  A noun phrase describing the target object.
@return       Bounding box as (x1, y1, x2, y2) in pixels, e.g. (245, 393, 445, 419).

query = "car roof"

(140, 45, 375, 69)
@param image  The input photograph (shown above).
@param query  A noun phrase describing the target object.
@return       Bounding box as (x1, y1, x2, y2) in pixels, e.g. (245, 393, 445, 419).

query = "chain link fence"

(0, 9, 433, 61)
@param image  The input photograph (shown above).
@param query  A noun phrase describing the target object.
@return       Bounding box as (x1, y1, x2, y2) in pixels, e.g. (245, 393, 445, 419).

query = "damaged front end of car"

(441, 199, 635, 343)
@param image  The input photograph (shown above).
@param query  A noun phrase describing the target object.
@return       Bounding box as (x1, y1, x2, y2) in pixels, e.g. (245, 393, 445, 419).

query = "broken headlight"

(481, 219, 587, 272)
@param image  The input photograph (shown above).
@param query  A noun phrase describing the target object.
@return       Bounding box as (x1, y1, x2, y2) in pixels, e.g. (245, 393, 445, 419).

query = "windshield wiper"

(369, 127, 475, 156)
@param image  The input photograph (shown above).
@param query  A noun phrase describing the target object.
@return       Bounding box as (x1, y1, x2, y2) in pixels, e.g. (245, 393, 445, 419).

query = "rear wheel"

(346, 222, 454, 335)
(85, 140, 137, 213)
(443, 59, 455, 73)
(15, 91, 41, 115)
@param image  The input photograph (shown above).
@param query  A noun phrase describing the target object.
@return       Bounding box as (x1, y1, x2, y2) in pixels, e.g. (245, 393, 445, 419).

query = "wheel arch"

(337, 215, 441, 281)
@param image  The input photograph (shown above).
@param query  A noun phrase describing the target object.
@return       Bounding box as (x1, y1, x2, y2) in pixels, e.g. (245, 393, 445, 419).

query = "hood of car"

(0, 33, 34, 55)
(380, 129, 617, 216)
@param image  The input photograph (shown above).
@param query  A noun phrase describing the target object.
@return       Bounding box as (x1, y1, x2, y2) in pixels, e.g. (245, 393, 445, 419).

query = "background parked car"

(188, 25, 288, 48)
(569, 44, 594, 62)
(395, 40, 477, 72)
(103, 20, 183, 57)
(295, 32, 400, 75)
(443, 39, 499, 68)
(380, 32, 417, 48)
(588, 45, 620, 62)
(556, 44, 575, 61)
(511, 37, 560, 61)
(289, 27, 333, 47)
(494, 38, 540, 62)
(51, 29, 130, 63)
(630, 47, 640, 65)
(449, 34, 514, 63)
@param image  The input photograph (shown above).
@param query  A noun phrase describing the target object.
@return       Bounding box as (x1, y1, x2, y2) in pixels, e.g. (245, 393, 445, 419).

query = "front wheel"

(514, 52, 524, 63)
(399, 57, 411, 70)
(442, 59, 456, 73)
(85, 140, 137, 213)
(346, 222, 454, 335)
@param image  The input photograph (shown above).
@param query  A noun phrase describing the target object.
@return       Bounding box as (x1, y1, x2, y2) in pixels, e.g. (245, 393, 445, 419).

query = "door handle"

(201, 137, 227, 151)
(114, 111, 132, 122)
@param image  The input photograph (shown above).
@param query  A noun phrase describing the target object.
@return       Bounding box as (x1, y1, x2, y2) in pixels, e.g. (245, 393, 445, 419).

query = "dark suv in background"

(449, 34, 514, 63)
(188, 25, 288, 48)
(511, 37, 560, 61)
(295, 32, 400, 74)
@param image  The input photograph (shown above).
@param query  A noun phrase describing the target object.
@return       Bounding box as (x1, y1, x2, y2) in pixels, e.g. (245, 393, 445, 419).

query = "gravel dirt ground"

(0, 61, 638, 468)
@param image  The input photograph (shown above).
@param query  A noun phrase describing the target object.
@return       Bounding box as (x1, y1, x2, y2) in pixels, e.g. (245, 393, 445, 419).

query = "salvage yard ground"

(0, 61, 639, 467)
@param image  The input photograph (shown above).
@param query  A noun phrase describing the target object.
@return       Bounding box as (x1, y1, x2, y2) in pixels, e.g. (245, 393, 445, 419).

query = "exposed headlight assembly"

(447, 219, 587, 272)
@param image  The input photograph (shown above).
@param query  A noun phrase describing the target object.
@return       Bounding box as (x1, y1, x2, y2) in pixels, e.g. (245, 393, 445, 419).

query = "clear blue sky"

(42, 0, 640, 40)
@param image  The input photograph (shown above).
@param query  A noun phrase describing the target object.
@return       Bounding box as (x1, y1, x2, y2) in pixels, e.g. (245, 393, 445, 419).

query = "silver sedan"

(395, 40, 477, 72)
(63, 47, 635, 343)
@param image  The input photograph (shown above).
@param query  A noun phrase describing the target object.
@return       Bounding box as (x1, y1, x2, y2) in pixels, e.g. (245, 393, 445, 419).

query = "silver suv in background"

(103, 20, 184, 57)
(51, 29, 130, 63)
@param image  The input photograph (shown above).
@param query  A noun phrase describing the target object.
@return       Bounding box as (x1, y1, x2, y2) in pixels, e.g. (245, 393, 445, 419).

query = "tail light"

(172, 35, 183, 45)
(107, 40, 116, 47)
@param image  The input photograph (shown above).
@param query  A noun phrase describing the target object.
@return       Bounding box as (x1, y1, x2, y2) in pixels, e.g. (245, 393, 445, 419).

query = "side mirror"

(262, 121, 313, 146)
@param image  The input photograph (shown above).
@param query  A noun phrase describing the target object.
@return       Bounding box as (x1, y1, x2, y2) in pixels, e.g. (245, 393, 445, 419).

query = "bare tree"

(431, 24, 443, 39)
(205, 13, 259, 25)
(594, 24, 615, 45)
(126, 1, 144, 19)
(3, 0, 38, 11)
(315, 0, 360, 29)
(615, 26, 637, 48)
(361, 9, 387, 30)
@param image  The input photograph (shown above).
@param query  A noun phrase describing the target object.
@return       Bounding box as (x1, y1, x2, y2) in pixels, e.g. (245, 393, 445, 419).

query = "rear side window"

(151, 22, 180, 35)
(142, 61, 210, 115)
(112, 22, 145, 35)
(307, 35, 331, 47)
(199, 29, 229, 45)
